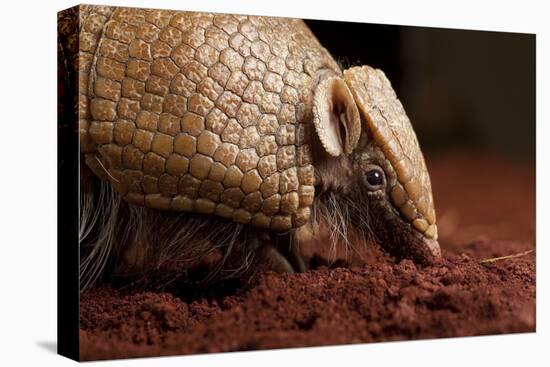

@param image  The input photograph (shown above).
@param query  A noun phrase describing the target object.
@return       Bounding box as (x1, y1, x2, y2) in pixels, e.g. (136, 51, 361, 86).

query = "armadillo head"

(312, 65, 441, 264)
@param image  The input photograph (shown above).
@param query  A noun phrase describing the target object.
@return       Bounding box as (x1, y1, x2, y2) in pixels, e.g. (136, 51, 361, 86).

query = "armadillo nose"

(406, 233, 442, 266)
(410, 236, 442, 266)
(424, 237, 442, 258)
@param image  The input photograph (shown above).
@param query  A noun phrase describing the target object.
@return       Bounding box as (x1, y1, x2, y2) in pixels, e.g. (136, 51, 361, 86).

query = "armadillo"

(58, 5, 441, 290)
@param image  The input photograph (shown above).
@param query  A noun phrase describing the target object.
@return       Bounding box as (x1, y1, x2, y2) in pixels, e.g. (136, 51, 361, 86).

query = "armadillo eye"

(364, 167, 386, 190)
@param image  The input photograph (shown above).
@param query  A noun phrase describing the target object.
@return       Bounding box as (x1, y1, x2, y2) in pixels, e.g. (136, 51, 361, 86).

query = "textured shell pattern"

(69, 5, 341, 232)
(344, 66, 437, 239)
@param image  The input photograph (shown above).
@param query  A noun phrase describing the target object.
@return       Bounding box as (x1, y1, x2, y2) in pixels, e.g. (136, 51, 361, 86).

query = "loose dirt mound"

(79, 152, 536, 361)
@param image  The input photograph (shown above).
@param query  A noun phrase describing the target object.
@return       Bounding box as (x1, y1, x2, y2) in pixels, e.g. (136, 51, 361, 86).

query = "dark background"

(305, 20, 536, 161)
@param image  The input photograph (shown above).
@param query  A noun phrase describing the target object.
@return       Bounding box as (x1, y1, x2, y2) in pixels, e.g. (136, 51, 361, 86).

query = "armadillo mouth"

(407, 232, 442, 264)
(343, 65, 438, 242)
(373, 206, 442, 264)
(423, 237, 442, 258)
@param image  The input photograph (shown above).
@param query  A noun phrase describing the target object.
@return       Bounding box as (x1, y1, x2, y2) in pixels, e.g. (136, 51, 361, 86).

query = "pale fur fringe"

(311, 191, 377, 264)
(79, 178, 260, 293)
(80, 180, 376, 292)
(79, 179, 120, 291)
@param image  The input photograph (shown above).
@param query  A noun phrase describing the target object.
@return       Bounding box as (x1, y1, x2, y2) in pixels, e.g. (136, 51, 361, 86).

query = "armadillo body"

(71, 6, 341, 232)
(59, 5, 441, 290)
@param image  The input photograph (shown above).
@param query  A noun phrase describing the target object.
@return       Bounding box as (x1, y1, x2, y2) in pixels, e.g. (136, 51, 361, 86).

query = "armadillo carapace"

(58, 5, 440, 286)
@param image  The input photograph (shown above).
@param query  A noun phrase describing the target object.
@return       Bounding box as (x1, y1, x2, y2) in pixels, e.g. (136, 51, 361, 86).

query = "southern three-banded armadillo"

(58, 5, 441, 290)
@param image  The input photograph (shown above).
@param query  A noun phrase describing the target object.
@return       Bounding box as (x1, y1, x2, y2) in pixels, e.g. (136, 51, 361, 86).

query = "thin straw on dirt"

(479, 249, 534, 264)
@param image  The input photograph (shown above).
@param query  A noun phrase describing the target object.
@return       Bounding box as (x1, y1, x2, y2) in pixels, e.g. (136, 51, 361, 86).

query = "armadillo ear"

(313, 76, 361, 157)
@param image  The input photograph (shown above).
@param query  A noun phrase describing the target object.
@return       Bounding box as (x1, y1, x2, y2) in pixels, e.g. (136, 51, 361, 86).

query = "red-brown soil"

(79, 152, 536, 361)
